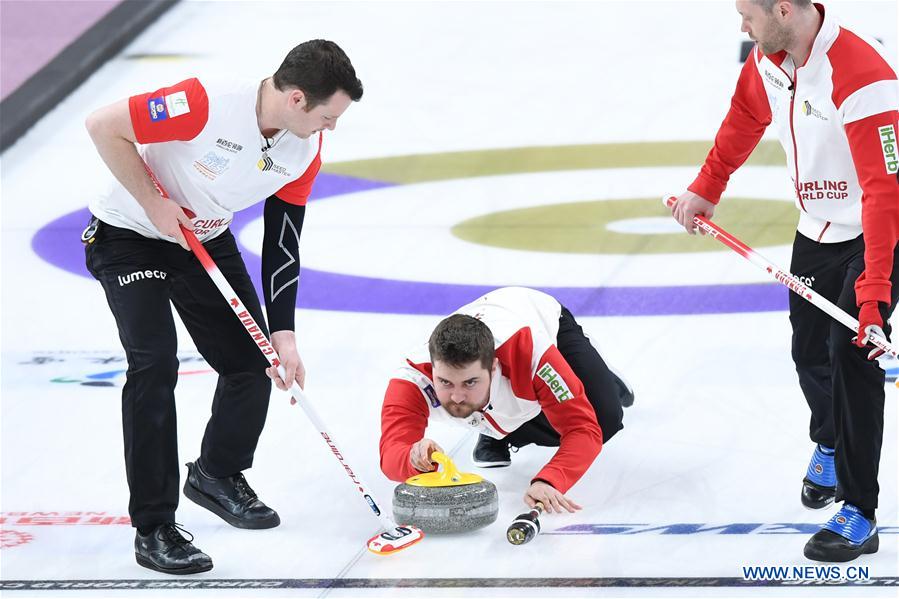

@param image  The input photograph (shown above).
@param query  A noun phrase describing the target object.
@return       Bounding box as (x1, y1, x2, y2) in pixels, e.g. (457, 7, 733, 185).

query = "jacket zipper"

(783, 67, 805, 212)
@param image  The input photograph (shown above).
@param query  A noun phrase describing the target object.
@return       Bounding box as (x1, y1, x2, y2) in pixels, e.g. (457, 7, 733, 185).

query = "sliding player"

(379, 287, 633, 513)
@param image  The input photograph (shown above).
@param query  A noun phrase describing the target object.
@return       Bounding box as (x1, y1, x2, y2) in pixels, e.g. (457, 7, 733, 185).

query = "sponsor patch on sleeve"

(537, 363, 574, 403)
(423, 384, 441, 408)
(164, 91, 191, 118)
(879, 125, 898, 175)
(147, 97, 167, 121)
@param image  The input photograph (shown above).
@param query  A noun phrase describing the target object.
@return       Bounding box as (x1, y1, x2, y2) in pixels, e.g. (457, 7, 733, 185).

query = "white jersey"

(755, 9, 897, 242)
(90, 77, 321, 241)
(689, 3, 899, 305)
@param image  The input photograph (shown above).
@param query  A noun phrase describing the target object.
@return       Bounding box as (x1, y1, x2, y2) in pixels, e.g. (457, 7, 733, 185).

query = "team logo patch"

(879, 125, 898, 175)
(801, 100, 828, 121)
(814, 464, 823, 474)
(257, 155, 291, 176)
(216, 138, 243, 153)
(193, 151, 230, 181)
(836, 516, 847, 525)
(258, 156, 275, 172)
(147, 97, 167, 121)
(164, 91, 191, 117)
(537, 363, 573, 402)
(117, 269, 168, 287)
(423, 384, 440, 408)
(762, 69, 786, 90)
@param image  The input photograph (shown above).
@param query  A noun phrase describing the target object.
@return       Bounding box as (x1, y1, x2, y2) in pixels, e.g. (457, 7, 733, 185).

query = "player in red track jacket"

(379, 287, 633, 514)
(85, 40, 362, 574)
(670, 1, 898, 563)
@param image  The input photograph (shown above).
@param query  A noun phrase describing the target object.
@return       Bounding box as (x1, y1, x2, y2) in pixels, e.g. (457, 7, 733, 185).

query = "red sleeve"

(689, 48, 772, 203)
(846, 113, 899, 305)
(275, 133, 322, 206)
(379, 378, 430, 482)
(530, 345, 603, 494)
(827, 29, 899, 306)
(128, 78, 209, 143)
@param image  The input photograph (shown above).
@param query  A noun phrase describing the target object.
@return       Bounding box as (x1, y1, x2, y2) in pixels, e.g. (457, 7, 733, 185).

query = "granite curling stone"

(393, 451, 498, 534)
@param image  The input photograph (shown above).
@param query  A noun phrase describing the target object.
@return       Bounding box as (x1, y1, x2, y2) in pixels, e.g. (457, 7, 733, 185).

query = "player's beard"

(758, 18, 794, 56)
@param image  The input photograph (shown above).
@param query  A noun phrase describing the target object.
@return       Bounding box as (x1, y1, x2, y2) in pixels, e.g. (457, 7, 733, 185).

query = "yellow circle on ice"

(323, 140, 793, 256)
(452, 197, 798, 254)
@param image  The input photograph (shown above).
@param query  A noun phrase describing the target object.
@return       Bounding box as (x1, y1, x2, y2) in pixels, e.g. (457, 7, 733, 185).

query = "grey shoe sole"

(135, 553, 213, 575)
(471, 458, 511, 468)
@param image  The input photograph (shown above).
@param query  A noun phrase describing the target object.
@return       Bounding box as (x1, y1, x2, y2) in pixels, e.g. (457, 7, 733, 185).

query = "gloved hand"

(853, 301, 891, 360)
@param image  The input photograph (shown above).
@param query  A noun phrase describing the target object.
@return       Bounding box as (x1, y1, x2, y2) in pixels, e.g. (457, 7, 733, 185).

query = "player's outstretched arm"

(380, 378, 430, 481)
(524, 480, 582, 514)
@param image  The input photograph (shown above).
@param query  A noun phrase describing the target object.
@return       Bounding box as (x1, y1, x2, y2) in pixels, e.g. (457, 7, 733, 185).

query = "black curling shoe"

(802, 479, 837, 510)
(134, 523, 213, 575)
(804, 504, 879, 563)
(610, 366, 635, 408)
(472, 434, 512, 467)
(184, 461, 280, 529)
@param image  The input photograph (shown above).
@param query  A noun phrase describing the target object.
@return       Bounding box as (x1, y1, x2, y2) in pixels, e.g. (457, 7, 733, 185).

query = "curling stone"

(392, 452, 498, 534)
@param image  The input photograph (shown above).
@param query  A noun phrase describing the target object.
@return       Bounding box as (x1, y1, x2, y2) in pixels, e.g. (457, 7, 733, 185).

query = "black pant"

(505, 307, 625, 448)
(789, 232, 899, 512)
(85, 220, 272, 530)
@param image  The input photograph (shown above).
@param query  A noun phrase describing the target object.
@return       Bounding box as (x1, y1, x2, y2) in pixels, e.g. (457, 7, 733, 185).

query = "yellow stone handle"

(430, 451, 461, 483)
(405, 451, 483, 487)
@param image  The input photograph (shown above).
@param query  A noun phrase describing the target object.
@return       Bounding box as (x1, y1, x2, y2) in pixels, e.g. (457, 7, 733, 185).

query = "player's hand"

(409, 438, 443, 472)
(671, 191, 716, 235)
(524, 481, 582, 514)
(145, 196, 194, 250)
(852, 301, 891, 360)
(268, 330, 306, 396)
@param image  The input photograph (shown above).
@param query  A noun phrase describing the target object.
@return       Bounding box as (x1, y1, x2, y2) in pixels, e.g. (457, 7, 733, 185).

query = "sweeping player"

(379, 287, 633, 513)
(84, 40, 362, 574)
(670, 0, 898, 562)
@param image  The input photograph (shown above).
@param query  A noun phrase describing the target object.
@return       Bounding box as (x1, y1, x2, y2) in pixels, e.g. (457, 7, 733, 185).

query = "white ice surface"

(2, 1, 897, 598)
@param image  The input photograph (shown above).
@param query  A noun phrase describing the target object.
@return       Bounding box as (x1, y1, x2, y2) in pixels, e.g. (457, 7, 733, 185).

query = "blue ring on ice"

(32, 172, 787, 315)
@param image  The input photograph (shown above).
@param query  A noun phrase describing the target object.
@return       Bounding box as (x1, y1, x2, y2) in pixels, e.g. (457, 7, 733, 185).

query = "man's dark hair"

(273, 39, 363, 109)
(428, 314, 495, 370)
(752, 0, 811, 12)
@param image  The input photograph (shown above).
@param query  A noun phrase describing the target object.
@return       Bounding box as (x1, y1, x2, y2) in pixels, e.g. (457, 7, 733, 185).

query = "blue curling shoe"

(804, 503, 878, 562)
(801, 444, 836, 509)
